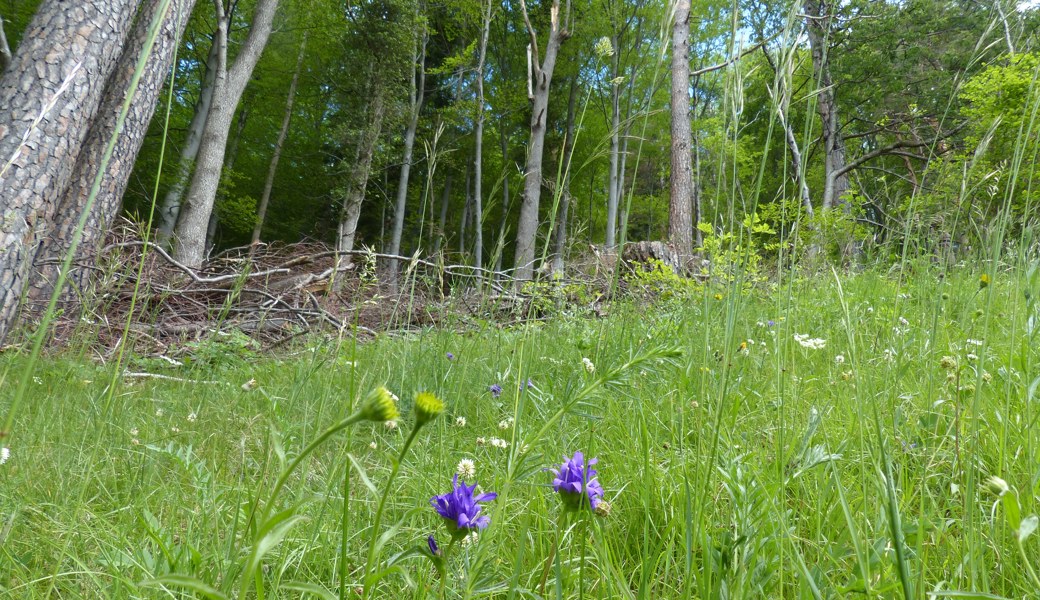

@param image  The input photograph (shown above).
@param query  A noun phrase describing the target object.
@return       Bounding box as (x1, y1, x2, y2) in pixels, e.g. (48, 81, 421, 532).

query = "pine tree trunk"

(0, 0, 140, 343)
(337, 79, 386, 255)
(172, 0, 280, 268)
(515, 0, 568, 281)
(31, 0, 198, 304)
(386, 25, 426, 280)
(157, 31, 219, 246)
(252, 31, 307, 245)
(668, 0, 695, 260)
(804, 0, 848, 211)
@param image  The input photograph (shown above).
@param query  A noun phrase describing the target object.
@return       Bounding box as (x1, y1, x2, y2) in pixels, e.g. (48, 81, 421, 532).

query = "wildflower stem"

(264, 411, 365, 521)
(362, 425, 421, 599)
(1018, 539, 1040, 591)
(438, 538, 458, 600)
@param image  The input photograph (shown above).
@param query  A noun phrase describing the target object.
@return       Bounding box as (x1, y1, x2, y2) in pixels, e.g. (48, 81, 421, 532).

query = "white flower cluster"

(498, 417, 514, 431)
(0, 447, 9, 465)
(793, 333, 826, 350)
(489, 437, 509, 449)
(457, 458, 476, 479)
(455, 416, 467, 427)
(582, 357, 595, 374)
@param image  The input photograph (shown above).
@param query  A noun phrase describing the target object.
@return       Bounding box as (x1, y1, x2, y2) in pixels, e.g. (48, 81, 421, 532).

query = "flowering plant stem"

(438, 538, 458, 600)
(362, 425, 421, 600)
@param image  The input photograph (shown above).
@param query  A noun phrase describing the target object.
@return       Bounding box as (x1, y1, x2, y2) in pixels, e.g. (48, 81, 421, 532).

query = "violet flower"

(550, 451, 604, 511)
(430, 475, 497, 537)
(489, 384, 502, 398)
(427, 535, 441, 556)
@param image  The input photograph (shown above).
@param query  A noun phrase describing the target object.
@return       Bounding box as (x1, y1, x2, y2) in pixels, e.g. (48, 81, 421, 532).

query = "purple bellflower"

(550, 451, 604, 511)
(430, 475, 497, 537)
(427, 535, 441, 556)
(489, 384, 502, 398)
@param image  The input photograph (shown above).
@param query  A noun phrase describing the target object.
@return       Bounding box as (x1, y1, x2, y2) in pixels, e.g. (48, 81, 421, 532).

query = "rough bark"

(669, 0, 695, 257)
(172, 0, 280, 268)
(385, 24, 426, 279)
(336, 78, 386, 255)
(0, 0, 140, 343)
(804, 0, 848, 210)
(471, 0, 491, 276)
(157, 31, 218, 246)
(252, 31, 307, 245)
(32, 0, 198, 304)
(492, 124, 510, 274)
(515, 0, 569, 281)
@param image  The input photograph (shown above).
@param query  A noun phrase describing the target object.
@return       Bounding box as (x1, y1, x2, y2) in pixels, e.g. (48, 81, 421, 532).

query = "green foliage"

(624, 258, 698, 299)
(697, 212, 778, 287)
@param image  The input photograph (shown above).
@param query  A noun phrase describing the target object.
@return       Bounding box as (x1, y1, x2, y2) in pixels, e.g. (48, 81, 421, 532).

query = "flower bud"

(414, 391, 445, 425)
(359, 386, 400, 422)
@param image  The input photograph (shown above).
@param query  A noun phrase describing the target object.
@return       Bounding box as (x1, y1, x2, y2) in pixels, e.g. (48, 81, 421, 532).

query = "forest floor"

(1, 260, 1039, 598)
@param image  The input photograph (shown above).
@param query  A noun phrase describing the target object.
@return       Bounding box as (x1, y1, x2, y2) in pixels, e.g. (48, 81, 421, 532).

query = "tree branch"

(0, 16, 11, 73)
(518, 0, 541, 76)
(833, 122, 965, 179)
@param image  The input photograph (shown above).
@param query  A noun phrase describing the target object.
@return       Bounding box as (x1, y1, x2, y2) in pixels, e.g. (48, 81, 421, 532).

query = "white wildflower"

(489, 437, 509, 449)
(835, 354, 845, 365)
(899, 316, 910, 327)
(0, 447, 9, 465)
(369, 441, 378, 450)
(155, 408, 164, 418)
(966, 338, 984, 347)
(966, 352, 978, 362)
(457, 458, 476, 479)
(170, 426, 180, 433)
(498, 417, 514, 431)
(476, 437, 487, 446)
(455, 416, 467, 427)
(241, 378, 258, 391)
(594, 36, 615, 59)
(384, 420, 398, 431)
(187, 412, 197, 423)
(883, 348, 897, 362)
(582, 357, 595, 374)
(793, 333, 827, 350)
(129, 428, 139, 437)
(33, 376, 42, 385)
(460, 531, 479, 547)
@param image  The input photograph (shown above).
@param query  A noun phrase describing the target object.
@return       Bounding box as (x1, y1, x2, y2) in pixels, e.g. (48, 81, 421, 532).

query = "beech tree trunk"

(669, 0, 695, 258)
(0, 0, 140, 344)
(492, 125, 510, 274)
(252, 31, 307, 245)
(172, 0, 280, 268)
(31, 0, 198, 304)
(804, 0, 848, 210)
(386, 24, 427, 279)
(157, 32, 219, 246)
(336, 78, 386, 255)
(515, 0, 569, 281)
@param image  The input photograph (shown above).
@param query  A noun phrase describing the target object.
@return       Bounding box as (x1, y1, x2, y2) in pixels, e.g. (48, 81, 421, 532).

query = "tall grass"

(3, 0, 1040, 598)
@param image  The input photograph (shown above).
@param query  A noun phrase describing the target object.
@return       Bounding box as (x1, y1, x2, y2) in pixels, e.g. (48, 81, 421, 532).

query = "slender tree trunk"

(172, 0, 280, 268)
(206, 105, 248, 254)
(472, 0, 491, 276)
(157, 32, 219, 246)
(337, 78, 386, 255)
(804, 0, 848, 210)
(606, 36, 621, 249)
(31, 0, 198, 304)
(459, 167, 471, 255)
(493, 125, 510, 274)
(252, 31, 307, 245)
(0, 0, 140, 343)
(434, 173, 452, 255)
(551, 75, 578, 274)
(515, 0, 569, 281)
(386, 24, 427, 279)
(669, 0, 695, 260)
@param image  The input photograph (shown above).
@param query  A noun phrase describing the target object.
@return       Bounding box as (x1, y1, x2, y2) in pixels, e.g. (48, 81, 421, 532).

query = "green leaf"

(281, 581, 338, 599)
(141, 575, 231, 600)
(926, 592, 1010, 599)
(1019, 515, 1038, 543)
(347, 453, 379, 497)
(999, 489, 1022, 531)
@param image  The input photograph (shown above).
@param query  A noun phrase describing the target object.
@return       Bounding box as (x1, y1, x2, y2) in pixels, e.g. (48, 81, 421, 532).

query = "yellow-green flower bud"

(360, 386, 400, 422)
(414, 391, 445, 425)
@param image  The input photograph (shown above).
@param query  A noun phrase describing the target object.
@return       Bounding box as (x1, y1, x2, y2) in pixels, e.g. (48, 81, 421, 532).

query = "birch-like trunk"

(252, 32, 307, 245)
(156, 33, 219, 246)
(172, 0, 280, 268)
(669, 0, 695, 258)
(515, 0, 569, 281)
(31, 0, 198, 304)
(433, 173, 452, 255)
(492, 125, 510, 275)
(386, 24, 427, 279)
(0, 0, 139, 343)
(804, 0, 848, 211)
(336, 79, 386, 255)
